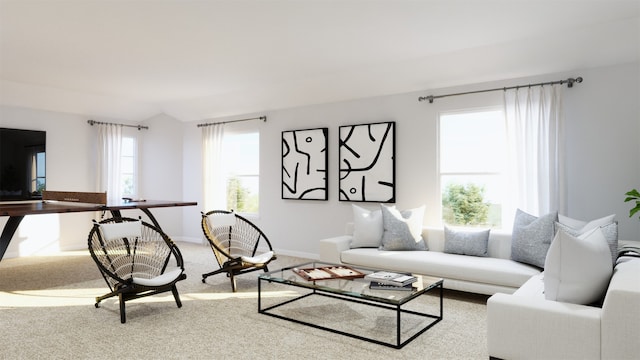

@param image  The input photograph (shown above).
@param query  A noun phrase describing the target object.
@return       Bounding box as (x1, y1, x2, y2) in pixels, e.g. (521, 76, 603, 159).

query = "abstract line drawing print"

(282, 128, 328, 200)
(339, 121, 395, 203)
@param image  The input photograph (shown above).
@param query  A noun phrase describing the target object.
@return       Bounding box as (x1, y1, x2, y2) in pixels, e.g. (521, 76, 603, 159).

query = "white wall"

(183, 62, 640, 259)
(1, 61, 638, 259)
(0, 108, 128, 257)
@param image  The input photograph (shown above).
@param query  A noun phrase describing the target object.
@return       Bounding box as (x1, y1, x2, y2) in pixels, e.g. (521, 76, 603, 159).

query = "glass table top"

(259, 261, 443, 305)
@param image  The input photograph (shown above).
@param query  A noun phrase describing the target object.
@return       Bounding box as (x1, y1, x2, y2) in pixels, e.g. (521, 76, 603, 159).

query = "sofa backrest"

(345, 223, 513, 259)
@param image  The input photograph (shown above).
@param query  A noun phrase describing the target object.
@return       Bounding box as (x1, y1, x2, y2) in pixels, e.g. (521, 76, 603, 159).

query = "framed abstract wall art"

(282, 127, 328, 200)
(339, 121, 395, 203)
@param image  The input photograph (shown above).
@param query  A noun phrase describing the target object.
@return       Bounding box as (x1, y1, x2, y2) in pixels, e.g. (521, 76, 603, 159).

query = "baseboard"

(1, 250, 19, 259)
(273, 248, 319, 260)
(174, 236, 204, 244)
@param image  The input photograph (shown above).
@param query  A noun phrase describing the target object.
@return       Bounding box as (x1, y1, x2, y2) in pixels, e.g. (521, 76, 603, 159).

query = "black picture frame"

(339, 121, 395, 203)
(282, 127, 328, 200)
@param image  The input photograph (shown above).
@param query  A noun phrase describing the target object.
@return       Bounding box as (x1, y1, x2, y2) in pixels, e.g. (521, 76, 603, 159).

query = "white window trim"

(437, 106, 506, 228)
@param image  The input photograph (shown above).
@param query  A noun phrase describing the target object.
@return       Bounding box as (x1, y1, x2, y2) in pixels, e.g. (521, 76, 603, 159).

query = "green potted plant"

(624, 188, 640, 220)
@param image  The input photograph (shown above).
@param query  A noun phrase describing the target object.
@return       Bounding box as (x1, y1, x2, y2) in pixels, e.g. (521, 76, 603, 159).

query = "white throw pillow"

(351, 205, 384, 248)
(208, 213, 236, 227)
(556, 221, 618, 267)
(544, 227, 613, 305)
(99, 220, 142, 241)
(558, 213, 615, 232)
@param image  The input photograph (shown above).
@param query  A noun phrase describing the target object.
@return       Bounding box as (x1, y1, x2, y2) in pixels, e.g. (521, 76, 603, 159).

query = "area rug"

(0, 242, 489, 359)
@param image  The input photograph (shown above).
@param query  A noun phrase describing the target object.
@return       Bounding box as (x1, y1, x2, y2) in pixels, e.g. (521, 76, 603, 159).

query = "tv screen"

(0, 127, 46, 201)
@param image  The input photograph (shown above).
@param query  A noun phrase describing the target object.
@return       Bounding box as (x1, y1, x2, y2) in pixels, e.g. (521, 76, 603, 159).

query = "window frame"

(437, 106, 506, 228)
(222, 128, 260, 217)
(120, 133, 138, 199)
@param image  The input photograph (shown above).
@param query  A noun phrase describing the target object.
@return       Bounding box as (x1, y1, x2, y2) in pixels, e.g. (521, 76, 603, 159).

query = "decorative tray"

(292, 265, 366, 281)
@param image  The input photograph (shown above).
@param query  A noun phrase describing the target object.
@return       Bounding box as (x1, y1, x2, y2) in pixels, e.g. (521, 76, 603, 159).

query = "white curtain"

(96, 123, 122, 204)
(504, 84, 565, 217)
(202, 123, 226, 211)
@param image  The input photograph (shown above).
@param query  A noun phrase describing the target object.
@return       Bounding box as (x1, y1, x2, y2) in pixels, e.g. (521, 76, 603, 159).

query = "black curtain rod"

(197, 116, 267, 127)
(87, 119, 149, 130)
(418, 77, 583, 103)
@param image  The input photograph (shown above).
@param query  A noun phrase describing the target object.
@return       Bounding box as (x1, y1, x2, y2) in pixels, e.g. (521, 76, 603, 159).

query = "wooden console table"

(0, 199, 197, 261)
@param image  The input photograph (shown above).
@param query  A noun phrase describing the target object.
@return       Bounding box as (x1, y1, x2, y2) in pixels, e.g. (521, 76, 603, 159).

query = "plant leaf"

(625, 188, 640, 197)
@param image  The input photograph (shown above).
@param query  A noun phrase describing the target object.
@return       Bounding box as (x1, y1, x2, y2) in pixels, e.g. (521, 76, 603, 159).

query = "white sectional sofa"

(319, 225, 542, 295)
(487, 255, 640, 360)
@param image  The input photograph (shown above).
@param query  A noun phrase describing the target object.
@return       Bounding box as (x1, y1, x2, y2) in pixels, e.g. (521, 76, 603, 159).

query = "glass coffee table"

(258, 261, 443, 349)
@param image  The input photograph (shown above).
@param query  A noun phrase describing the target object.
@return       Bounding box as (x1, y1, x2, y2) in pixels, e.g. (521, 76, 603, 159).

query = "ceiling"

(1, 0, 638, 122)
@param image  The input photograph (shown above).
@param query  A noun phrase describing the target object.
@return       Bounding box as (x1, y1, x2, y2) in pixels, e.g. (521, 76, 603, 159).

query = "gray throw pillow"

(444, 226, 490, 257)
(379, 205, 426, 251)
(555, 221, 618, 267)
(511, 209, 558, 268)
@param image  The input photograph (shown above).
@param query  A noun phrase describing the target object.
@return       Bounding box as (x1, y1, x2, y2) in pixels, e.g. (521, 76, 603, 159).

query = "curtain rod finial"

(567, 77, 583, 88)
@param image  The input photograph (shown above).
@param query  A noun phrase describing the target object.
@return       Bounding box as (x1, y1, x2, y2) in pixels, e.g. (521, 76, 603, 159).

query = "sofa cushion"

(555, 220, 618, 267)
(512, 273, 545, 298)
(341, 248, 539, 288)
(350, 205, 383, 248)
(544, 227, 613, 305)
(379, 205, 426, 251)
(511, 209, 557, 268)
(444, 226, 490, 257)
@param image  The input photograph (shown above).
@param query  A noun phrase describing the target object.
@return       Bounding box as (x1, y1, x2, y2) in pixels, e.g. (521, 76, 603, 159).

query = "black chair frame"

(88, 217, 187, 323)
(201, 210, 276, 291)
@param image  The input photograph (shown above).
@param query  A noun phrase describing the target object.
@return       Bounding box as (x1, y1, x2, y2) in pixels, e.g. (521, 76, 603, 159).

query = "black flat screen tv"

(0, 127, 46, 201)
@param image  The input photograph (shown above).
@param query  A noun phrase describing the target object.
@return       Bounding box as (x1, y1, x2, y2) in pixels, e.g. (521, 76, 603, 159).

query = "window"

(223, 132, 259, 214)
(439, 109, 506, 228)
(120, 136, 137, 197)
(30, 151, 45, 194)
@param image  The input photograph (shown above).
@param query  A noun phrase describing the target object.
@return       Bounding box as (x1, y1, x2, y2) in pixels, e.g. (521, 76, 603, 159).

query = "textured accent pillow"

(556, 221, 618, 267)
(511, 209, 557, 268)
(544, 227, 613, 304)
(350, 205, 384, 248)
(379, 205, 426, 251)
(444, 226, 490, 257)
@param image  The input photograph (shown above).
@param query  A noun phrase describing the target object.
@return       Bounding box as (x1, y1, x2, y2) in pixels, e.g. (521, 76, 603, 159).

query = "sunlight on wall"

(17, 214, 61, 256)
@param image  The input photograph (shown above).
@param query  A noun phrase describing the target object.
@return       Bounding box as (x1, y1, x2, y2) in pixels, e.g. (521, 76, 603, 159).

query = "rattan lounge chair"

(201, 210, 276, 291)
(88, 217, 187, 323)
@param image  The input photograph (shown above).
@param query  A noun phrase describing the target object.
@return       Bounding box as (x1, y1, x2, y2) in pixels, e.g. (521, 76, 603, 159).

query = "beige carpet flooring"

(0, 242, 489, 359)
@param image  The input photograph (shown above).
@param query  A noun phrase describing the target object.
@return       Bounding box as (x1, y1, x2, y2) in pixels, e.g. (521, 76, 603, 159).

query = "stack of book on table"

(365, 271, 417, 291)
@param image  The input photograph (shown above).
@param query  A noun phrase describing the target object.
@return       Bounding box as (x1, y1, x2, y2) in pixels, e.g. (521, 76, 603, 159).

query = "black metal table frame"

(258, 276, 443, 349)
